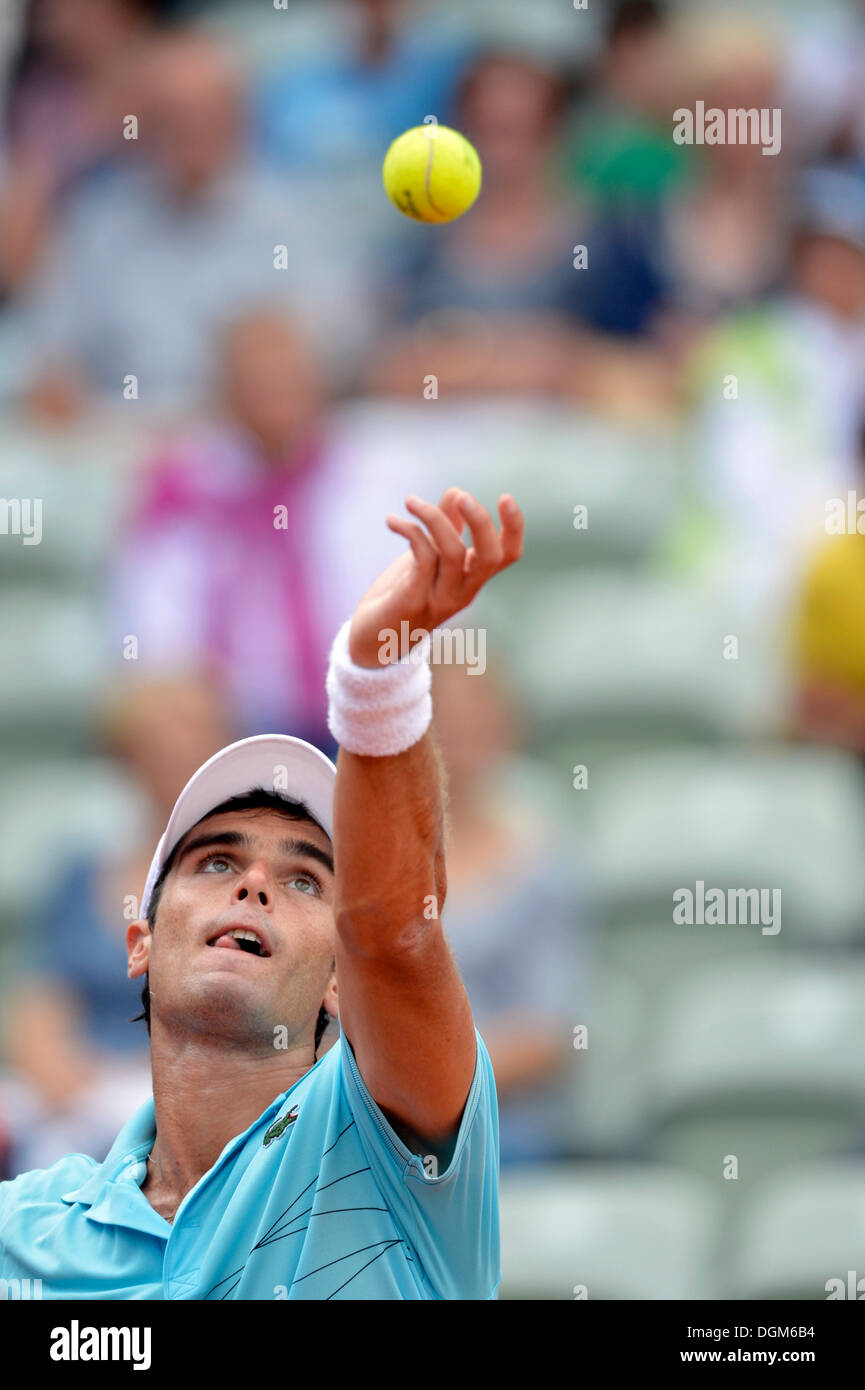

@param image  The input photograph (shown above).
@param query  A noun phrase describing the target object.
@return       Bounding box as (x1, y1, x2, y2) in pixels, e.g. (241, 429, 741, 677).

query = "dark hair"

(608, 0, 665, 45)
(132, 788, 332, 1056)
(456, 50, 568, 135)
(6, 0, 162, 138)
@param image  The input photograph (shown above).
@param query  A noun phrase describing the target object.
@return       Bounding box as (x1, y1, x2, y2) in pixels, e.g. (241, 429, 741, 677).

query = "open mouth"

(207, 928, 270, 959)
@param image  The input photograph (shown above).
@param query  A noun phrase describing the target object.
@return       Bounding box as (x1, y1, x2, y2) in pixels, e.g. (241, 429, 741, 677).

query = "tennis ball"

(382, 124, 482, 224)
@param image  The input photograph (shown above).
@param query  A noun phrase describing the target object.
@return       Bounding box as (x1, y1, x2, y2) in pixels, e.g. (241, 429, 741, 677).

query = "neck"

(145, 1027, 315, 1206)
(361, 15, 394, 65)
(246, 424, 319, 473)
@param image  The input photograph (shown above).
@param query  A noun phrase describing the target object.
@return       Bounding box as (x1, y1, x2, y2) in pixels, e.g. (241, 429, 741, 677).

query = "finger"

(438, 486, 466, 538)
(404, 495, 467, 588)
(457, 492, 501, 571)
(497, 494, 525, 567)
(386, 515, 438, 576)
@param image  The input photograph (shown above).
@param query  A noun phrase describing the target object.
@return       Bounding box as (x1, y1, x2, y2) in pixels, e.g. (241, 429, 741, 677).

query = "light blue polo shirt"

(0, 1030, 500, 1300)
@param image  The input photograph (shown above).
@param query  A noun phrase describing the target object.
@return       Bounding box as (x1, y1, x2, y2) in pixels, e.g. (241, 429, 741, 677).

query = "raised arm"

(331, 486, 523, 1151)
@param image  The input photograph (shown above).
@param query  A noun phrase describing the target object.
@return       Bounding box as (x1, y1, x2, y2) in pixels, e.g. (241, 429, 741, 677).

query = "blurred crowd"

(2, 0, 865, 1252)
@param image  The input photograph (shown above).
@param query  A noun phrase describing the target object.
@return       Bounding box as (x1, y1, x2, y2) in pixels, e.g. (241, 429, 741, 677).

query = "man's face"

(795, 234, 865, 322)
(128, 809, 336, 1052)
(137, 41, 243, 195)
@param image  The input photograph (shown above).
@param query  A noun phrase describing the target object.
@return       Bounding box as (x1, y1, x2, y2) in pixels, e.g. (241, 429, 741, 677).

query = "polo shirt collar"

(56, 1085, 297, 1237)
(60, 1095, 167, 1237)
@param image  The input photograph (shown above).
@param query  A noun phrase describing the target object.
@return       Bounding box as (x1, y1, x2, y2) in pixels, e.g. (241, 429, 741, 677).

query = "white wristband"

(326, 619, 433, 756)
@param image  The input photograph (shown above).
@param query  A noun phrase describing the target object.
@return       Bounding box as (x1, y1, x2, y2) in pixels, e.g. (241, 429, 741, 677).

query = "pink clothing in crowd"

(111, 420, 409, 742)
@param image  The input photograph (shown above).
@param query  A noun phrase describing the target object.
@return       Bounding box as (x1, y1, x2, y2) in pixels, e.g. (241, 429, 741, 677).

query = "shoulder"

(338, 1026, 496, 1171)
(132, 428, 252, 525)
(0, 1153, 97, 1226)
(333, 1029, 500, 1297)
(60, 166, 153, 238)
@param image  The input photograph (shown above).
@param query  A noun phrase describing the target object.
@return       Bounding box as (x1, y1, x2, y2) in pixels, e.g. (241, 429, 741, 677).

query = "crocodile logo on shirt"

(263, 1105, 299, 1147)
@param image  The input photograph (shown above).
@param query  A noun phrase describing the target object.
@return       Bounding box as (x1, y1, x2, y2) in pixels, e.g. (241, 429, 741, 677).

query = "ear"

(321, 964, 338, 1021)
(127, 919, 152, 982)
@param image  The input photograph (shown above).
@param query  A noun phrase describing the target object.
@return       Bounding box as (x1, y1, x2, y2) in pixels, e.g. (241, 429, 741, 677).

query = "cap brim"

(140, 734, 336, 919)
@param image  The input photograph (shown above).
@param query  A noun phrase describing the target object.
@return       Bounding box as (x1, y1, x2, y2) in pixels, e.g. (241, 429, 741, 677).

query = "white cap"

(140, 733, 336, 920)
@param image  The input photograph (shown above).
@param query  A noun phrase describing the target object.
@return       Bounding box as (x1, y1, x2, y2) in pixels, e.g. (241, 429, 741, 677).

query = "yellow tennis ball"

(382, 124, 482, 224)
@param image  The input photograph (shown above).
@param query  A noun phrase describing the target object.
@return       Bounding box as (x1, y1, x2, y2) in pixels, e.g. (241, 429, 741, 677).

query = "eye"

(287, 873, 321, 896)
(199, 853, 234, 873)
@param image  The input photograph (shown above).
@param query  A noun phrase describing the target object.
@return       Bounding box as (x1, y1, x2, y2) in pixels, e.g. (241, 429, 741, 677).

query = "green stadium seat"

(478, 572, 784, 765)
(0, 591, 111, 750)
(0, 420, 140, 585)
(0, 758, 145, 944)
(499, 1163, 722, 1299)
(729, 1161, 865, 1300)
(558, 963, 650, 1157)
(596, 916, 780, 1002)
(407, 402, 684, 571)
(588, 746, 865, 944)
(646, 959, 865, 1187)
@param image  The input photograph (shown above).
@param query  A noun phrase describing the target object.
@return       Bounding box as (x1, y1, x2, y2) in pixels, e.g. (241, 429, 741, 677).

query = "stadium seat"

(408, 400, 686, 572)
(499, 1163, 722, 1299)
(0, 758, 145, 946)
(728, 1161, 865, 1300)
(587, 745, 865, 944)
(0, 421, 139, 586)
(0, 590, 111, 751)
(595, 916, 779, 1002)
(341, 401, 685, 572)
(558, 962, 649, 1157)
(646, 959, 865, 1187)
(479, 571, 785, 766)
(432, 404, 684, 571)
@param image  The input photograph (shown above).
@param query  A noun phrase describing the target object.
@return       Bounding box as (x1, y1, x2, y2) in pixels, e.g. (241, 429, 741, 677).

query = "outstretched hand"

(348, 487, 524, 668)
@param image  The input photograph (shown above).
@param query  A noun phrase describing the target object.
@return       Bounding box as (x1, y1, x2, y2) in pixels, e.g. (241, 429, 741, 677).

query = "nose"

(232, 860, 273, 910)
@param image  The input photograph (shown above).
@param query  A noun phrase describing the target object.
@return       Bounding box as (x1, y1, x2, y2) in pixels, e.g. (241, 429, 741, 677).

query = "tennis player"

(0, 486, 523, 1300)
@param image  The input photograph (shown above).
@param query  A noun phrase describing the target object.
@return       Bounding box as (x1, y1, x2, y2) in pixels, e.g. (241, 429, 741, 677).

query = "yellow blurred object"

(794, 532, 865, 691)
(382, 124, 482, 223)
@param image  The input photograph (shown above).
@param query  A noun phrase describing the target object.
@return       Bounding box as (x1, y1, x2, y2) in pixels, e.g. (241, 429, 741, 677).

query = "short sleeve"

(338, 1029, 501, 1300)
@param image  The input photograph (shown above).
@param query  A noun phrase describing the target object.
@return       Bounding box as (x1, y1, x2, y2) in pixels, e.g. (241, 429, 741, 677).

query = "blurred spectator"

(680, 165, 865, 611)
(432, 656, 592, 1164)
(252, 0, 474, 317)
(256, 0, 469, 179)
(110, 311, 410, 745)
(368, 49, 678, 414)
(779, 1, 865, 164)
(17, 26, 371, 417)
(0, 0, 157, 297)
(0, 3, 26, 138)
(660, 15, 789, 325)
(791, 422, 865, 761)
(561, 0, 693, 209)
(369, 51, 584, 398)
(0, 674, 231, 1171)
(579, 13, 790, 365)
